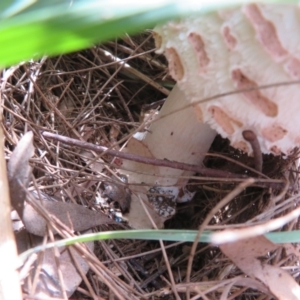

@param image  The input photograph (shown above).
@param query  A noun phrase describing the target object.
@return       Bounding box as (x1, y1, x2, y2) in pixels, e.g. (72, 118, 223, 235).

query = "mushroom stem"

(122, 85, 216, 228)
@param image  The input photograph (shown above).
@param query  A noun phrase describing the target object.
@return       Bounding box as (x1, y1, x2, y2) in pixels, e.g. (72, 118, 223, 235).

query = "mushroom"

(122, 3, 300, 228)
(122, 86, 216, 228)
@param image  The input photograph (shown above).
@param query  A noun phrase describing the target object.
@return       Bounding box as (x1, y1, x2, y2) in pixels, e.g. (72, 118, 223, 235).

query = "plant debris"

(2, 30, 300, 299)
(220, 236, 300, 300)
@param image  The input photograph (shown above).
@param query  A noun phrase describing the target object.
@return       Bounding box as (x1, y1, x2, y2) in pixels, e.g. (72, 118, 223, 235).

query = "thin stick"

(242, 130, 263, 173)
(42, 131, 289, 190)
(42, 131, 239, 178)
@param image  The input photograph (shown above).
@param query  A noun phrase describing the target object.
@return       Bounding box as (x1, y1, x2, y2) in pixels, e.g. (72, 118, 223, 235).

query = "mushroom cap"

(154, 3, 300, 155)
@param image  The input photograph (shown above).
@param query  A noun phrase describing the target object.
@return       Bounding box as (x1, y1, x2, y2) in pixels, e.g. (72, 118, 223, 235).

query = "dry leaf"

(23, 198, 115, 236)
(14, 229, 31, 255)
(220, 236, 300, 300)
(283, 243, 300, 261)
(23, 231, 94, 298)
(220, 277, 271, 300)
(8, 131, 34, 217)
(8, 132, 113, 297)
(122, 137, 172, 229)
(7, 131, 115, 236)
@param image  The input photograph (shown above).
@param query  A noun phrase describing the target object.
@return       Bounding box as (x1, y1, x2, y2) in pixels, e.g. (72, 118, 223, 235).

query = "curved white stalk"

(122, 86, 216, 228)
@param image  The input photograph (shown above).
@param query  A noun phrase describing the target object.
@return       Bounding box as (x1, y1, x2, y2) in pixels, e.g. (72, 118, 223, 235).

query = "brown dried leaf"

(220, 236, 300, 300)
(14, 229, 31, 255)
(122, 138, 168, 229)
(220, 277, 271, 300)
(8, 131, 34, 217)
(24, 231, 94, 298)
(283, 243, 300, 261)
(23, 199, 115, 236)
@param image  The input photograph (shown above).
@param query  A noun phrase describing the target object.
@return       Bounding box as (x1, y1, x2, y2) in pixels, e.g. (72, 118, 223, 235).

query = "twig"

(242, 130, 263, 173)
(42, 131, 288, 190)
(42, 131, 239, 177)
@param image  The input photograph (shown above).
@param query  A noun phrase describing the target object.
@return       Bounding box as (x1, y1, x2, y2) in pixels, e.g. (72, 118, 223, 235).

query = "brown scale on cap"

(208, 105, 243, 135)
(188, 32, 210, 70)
(244, 4, 300, 80)
(261, 124, 287, 142)
(270, 145, 281, 155)
(244, 4, 288, 61)
(232, 140, 250, 153)
(222, 26, 237, 50)
(285, 57, 300, 80)
(231, 69, 278, 117)
(165, 47, 184, 81)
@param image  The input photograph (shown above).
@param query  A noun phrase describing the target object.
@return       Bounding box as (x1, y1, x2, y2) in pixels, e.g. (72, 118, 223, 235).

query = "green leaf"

(0, 0, 297, 67)
(0, 0, 36, 19)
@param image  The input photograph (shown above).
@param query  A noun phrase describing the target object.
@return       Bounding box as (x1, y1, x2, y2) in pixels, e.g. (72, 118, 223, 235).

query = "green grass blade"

(19, 229, 300, 263)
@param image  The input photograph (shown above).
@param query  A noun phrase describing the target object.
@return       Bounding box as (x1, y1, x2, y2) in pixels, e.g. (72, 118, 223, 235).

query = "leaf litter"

(220, 236, 300, 300)
(8, 131, 115, 298)
(2, 31, 300, 299)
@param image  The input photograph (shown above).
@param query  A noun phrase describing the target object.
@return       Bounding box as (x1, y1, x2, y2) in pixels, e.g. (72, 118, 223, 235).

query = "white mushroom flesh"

(154, 3, 300, 155)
